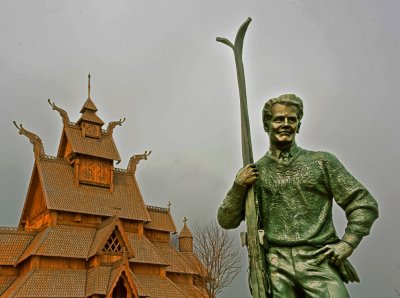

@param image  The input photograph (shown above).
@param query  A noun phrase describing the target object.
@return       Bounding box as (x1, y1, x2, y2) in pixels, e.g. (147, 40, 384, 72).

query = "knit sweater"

(217, 147, 378, 248)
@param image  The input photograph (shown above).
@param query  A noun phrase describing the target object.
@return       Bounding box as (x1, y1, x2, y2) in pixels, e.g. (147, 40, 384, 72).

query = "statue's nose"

(283, 118, 289, 126)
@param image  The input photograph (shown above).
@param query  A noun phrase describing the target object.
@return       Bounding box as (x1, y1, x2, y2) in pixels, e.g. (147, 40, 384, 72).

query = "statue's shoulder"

(300, 148, 340, 164)
(255, 152, 272, 166)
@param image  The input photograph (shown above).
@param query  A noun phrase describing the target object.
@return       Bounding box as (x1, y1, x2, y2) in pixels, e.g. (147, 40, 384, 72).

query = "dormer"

(50, 75, 122, 190)
(76, 98, 104, 139)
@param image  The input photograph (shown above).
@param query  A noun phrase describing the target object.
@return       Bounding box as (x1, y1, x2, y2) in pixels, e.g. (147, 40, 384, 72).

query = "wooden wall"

(144, 230, 169, 243)
(167, 272, 193, 285)
(131, 263, 166, 278)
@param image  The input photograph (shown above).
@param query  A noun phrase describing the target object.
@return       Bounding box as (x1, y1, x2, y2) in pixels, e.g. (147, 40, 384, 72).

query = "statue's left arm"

(315, 152, 379, 266)
(324, 152, 379, 248)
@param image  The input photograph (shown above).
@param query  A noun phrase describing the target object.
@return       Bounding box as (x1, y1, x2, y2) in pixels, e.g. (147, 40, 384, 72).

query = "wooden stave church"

(0, 78, 209, 298)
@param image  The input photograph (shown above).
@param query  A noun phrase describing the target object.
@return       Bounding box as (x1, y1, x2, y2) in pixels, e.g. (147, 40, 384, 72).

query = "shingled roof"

(86, 266, 112, 296)
(87, 216, 135, 258)
(126, 232, 169, 266)
(63, 125, 120, 161)
(80, 97, 98, 113)
(35, 158, 150, 221)
(151, 241, 196, 275)
(145, 206, 177, 233)
(178, 222, 193, 239)
(2, 269, 87, 298)
(0, 229, 36, 265)
(17, 225, 97, 264)
(174, 282, 208, 298)
(0, 276, 17, 296)
(180, 251, 208, 277)
(134, 273, 187, 298)
(2, 88, 210, 298)
(86, 261, 149, 297)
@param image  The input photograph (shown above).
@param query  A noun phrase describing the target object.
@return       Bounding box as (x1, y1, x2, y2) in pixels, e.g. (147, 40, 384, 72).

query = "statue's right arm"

(217, 182, 247, 229)
(217, 164, 258, 229)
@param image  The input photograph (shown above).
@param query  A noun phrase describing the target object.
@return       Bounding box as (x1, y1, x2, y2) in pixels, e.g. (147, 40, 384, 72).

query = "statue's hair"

(262, 94, 304, 132)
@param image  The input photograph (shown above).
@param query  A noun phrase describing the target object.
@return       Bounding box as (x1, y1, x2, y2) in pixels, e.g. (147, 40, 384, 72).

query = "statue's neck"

(269, 141, 296, 152)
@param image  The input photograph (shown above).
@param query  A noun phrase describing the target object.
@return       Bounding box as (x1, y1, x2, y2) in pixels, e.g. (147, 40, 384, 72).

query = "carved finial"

(183, 217, 188, 226)
(127, 151, 152, 174)
(88, 73, 91, 99)
(13, 121, 45, 159)
(48, 99, 70, 125)
(167, 201, 172, 211)
(107, 118, 126, 134)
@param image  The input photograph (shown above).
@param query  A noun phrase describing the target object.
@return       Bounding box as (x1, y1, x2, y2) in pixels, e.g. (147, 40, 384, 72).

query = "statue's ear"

(296, 122, 301, 133)
(263, 120, 269, 133)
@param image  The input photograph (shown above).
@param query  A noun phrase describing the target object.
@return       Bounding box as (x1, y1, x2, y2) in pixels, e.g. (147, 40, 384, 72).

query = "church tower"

(0, 76, 209, 298)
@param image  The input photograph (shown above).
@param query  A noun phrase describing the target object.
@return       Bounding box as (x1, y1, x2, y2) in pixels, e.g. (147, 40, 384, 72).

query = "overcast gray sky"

(0, 1, 399, 297)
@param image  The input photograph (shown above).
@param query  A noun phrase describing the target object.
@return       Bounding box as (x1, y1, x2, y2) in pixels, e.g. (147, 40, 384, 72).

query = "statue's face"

(268, 104, 300, 149)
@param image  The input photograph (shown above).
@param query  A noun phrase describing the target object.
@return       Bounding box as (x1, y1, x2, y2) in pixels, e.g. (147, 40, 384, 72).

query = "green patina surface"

(216, 18, 378, 298)
(218, 146, 378, 248)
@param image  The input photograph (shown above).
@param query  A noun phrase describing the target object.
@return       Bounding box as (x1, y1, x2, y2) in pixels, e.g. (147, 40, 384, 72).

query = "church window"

(103, 231, 122, 252)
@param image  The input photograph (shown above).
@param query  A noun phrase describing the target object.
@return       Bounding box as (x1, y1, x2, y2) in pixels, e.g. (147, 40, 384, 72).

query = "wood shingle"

(0, 89, 209, 298)
(145, 206, 176, 233)
(0, 229, 36, 265)
(37, 158, 150, 221)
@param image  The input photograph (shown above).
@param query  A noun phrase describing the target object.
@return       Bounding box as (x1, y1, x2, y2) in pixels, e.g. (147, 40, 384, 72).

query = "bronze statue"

(216, 19, 379, 298)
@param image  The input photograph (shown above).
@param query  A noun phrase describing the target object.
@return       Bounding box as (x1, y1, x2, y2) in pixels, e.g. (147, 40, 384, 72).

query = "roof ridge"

(16, 227, 52, 265)
(0, 227, 37, 234)
(80, 98, 98, 113)
(34, 160, 51, 216)
(97, 216, 118, 230)
(164, 275, 191, 298)
(111, 258, 124, 269)
(87, 218, 117, 259)
(130, 272, 150, 297)
(106, 262, 137, 296)
(87, 217, 135, 259)
(40, 155, 69, 164)
(146, 205, 169, 213)
(0, 268, 36, 298)
(174, 246, 198, 275)
(127, 233, 170, 266)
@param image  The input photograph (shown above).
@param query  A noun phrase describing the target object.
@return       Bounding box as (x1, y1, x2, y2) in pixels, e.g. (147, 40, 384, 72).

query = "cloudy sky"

(0, 1, 399, 297)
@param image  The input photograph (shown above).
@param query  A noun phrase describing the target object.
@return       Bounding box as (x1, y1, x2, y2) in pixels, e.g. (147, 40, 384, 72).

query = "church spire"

(88, 73, 91, 100)
(80, 74, 99, 114)
(77, 74, 103, 127)
(178, 217, 193, 252)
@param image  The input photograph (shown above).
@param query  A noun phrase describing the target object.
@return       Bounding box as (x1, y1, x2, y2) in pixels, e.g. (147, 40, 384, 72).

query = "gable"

(88, 217, 135, 258)
(38, 158, 150, 221)
(56, 130, 69, 159)
(107, 268, 138, 298)
(103, 231, 123, 253)
(19, 165, 48, 227)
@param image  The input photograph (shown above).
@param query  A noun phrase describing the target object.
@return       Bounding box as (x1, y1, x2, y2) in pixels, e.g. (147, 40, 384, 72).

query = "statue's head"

(262, 94, 303, 148)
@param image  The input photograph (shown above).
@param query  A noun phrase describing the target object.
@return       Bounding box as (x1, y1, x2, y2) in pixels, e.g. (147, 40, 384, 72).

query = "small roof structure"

(0, 80, 209, 298)
(145, 206, 177, 233)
